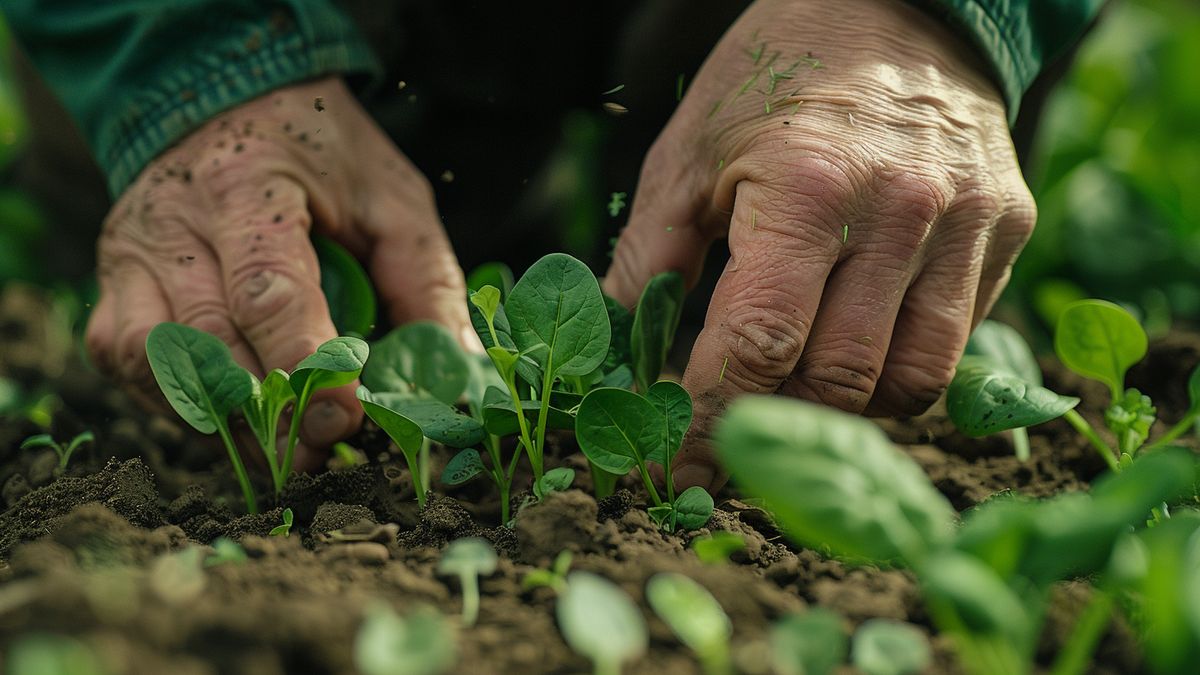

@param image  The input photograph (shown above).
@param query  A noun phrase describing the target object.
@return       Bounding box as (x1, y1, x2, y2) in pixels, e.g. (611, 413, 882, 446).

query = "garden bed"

(1, 283, 1197, 673)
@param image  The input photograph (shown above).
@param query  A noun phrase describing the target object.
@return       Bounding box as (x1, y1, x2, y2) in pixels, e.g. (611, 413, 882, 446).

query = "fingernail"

(673, 463, 715, 492)
(302, 401, 351, 448)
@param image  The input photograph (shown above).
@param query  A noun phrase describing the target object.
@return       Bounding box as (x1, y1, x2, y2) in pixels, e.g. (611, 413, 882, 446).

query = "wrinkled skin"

(603, 0, 1036, 491)
(86, 79, 473, 471)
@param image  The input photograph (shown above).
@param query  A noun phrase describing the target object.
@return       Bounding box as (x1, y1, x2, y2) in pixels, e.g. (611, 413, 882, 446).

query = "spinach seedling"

(269, 507, 294, 537)
(691, 532, 746, 565)
(241, 368, 295, 491)
(850, 619, 931, 675)
(205, 537, 248, 567)
(557, 571, 648, 675)
(146, 323, 258, 513)
(645, 573, 732, 675)
(522, 550, 573, 594)
(437, 537, 498, 627)
(355, 603, 458, 675)
(771, 610, 848, 675)
(717, 396, 1197, 675)
(281, 336, 369, 482)
(20, 430, 93, 472)
(576, 382, 712, 532)
(359, 389, 430, 508)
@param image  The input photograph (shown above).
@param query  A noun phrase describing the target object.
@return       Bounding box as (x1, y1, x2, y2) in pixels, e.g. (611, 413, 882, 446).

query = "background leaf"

(313, 234, 377, 338)
(631, 272, 685, 392)
(557, 572, 647, 671)
(363, 323, 469, 405)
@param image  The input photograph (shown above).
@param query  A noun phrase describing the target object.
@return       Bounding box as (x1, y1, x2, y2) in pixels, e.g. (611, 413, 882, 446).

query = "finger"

(109, 260, 173, 410)
(84, 288, 118, 377)
(603, 145, 717, 307)
(974, 181, 1037, 322)
(361, 181, 478, 350)
(208, 177, 362, 449)
(674, 179, 843, 491)
(778, 175, 941, 412)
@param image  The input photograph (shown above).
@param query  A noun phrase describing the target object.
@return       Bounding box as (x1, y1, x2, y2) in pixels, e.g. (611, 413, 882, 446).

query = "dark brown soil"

(1, 287, 1196, 674)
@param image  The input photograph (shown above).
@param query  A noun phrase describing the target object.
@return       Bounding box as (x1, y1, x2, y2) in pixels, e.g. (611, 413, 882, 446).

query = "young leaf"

(964, 320, 1042, 385)
(469, 286, 501, 326)
(1104, 388, 1156, 454)
(1055, 300, 1147, 398)
(557, 572, 648, 673)
(946, 356, 1079, 436)
(631, 272, 686, 392)
(533, 467, 576, 500)
(576, 387, 661, 475)
(645, 573, 731, 673)
(770, 610, 848, 675)
(364, 323, 469, 405)
(437, 538, 498, 627)
(19, 434, 56, 451)
(442, 449, 485, 486)
(850, 619, 931, 675)
(60, 431, 94, 469)
(269, 508, 294, 537)
(358, 389, 429, 506)
(603, 294, 634, 372)
(371, 394, 486, 448)
(692, 532, 746, 565)
(505, 253, 611, 379)
(646, 380, 692, 465)
(672, 486, 714, 531)
(313, 234, 377, 338)
(145, 322, 255, 433)
(355, 603, 458, 675)
(466, 261, 515, 298)
(290, 336, 369, 397)
(715, 396, 955, 564)
(242, 368, 295, 456)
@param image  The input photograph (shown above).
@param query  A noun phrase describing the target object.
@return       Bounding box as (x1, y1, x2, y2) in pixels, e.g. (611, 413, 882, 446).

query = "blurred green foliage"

(1016, 0, 1200, 330)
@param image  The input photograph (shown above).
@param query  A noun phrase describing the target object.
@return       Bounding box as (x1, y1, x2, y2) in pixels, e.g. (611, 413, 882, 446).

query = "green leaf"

(469, 286, 501, 326)
(1188, 364, 1200, 415)
(691, 532, 746, 565)
(946, 357, 1079, 437)
(850, 619, 931, 675)
(467, 262, 515, 298)
(243, 368, 295, 451)
(355, 604, 458, 675)
(646, 380, 692, 465)
(918, 550, 1034, 642)
(63, 431, 95, 456)
(146, 323, 255, 434)
(358, 390, 425, 459)
(1104, 388, 1157, 454)
(715, 396, 955, 564)
(770, 610, 848, 675)
(533, 467, 576, 500)
(437, 537, 498, 578)
(313, 234, 377, 337)
(603, 294, 634, 372)
(557, 572, 647, 672)
(965, 320, 1042, 385)
(645, 573, 731, 666)
(631, 272, 686, 392)
(270, 508, 294, 537)
(7, 634, 105, 675)
(1128, 511, 1200, 675)
(367, 394, 485, 448)
(364, 323, 469, 405)
(600, 364, 634, 390)
(506, 253, 611, 379)
(291, 336, 369, 396)
(482, 400, 574, 438)
(19, 433, 56, 451)
(648, 505, 673, 528)
(442, 449, 485, 486)
(672, 486, 714, 531)
(576, 387, 662, 475)
(1055, 299, 1147, 397)
(205, 537, 248, 567)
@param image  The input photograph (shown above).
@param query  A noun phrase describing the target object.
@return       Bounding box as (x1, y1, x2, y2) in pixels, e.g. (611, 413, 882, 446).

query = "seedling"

(147, 323, 369, 511)
(205, 537, 247, 567)
(269, 508, 294, 537)
(576, 382, 713, 532)
(557, 571, 648, 675)
(645, 573, 732, 675)
(313, 234, 377, 337)
(770, 609, 848, 675)
(850, 619, 931, 675)
(355, 603, 457, 675)
(949, 302, 1200, 474)
(717, 396, 1198, 675)
(691, 532, 746, 565)
(437, 537, 497, 627)
(522, 550, 573, 593)
(358, 389, 431, 508)
(20, 430, 93, 472)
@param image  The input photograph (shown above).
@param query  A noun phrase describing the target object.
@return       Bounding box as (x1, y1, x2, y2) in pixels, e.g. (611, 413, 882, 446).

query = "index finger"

(675, 179, 842, 489)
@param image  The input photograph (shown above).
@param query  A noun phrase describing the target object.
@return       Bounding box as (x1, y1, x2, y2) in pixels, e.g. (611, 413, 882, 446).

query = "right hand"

(86, 77, 473, 470)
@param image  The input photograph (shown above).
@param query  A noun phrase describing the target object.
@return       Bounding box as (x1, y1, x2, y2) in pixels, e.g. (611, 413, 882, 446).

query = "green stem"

(595, 659, 619, 675)
(501, 374, 538, 483)
(591, 462, 618, 500)
(460, 574, 480, 626)
(484, 435, 511, 525)
(1050, 590, 1113, 675)
(637, 462, 664, 507)
(532, 366, 556, 482)
(419, 438, 431, 495)
(1063, 410, 1119, 472)
(215, 420, 258, 514)
(1012, 427, 1031, 463)
(1145, 411, 1199, 453)
(281, 384, 314, 487)
(402, 447, 427, 508)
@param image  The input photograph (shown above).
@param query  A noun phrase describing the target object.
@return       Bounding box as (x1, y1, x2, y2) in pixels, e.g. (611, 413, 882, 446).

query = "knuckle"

(794, 343, 886, 413)
(177, 303, 241, 344)
(722, 300, 808, 388)
(881, 352, 958, 414)
(226, 263, 308, 327)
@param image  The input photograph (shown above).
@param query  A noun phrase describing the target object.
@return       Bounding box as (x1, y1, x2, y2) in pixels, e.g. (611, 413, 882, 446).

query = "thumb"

(602, 144, 718, 307)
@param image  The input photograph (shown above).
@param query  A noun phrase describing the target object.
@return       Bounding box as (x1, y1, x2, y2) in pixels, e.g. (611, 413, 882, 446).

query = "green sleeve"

(910, 0, 1105, 122)
(2, 1, 381, 197)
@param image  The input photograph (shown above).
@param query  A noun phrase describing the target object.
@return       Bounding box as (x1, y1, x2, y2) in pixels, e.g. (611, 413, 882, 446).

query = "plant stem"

(1063, 410, 1119, 472)
(460, 574, 480, 627)
(215, 420, 258, 514)
(281, 384, 314, 487)
(402, 446, 427, 508)
(501, 374, 538, 483)
(1050, 590, 1113, 675)
(532, 366, 557, 482)
(591, 462, 618, 500)
(1012, 427, 1031, 463)
(419, 438, 431, 495)
(637, 462, 664, 507)
(1144, 411, 1198, 453)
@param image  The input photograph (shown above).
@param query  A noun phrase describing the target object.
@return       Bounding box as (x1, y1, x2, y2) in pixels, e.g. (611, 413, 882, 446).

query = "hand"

(86, 77, 473, 470)
(605, 0, 1037, 491)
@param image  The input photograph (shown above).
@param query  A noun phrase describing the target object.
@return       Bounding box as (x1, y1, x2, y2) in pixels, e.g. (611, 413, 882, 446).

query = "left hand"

(604, 0, 1037, 491)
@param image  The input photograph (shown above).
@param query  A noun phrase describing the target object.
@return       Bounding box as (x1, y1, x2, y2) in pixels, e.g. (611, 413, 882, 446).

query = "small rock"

(318, 542, 390, 565)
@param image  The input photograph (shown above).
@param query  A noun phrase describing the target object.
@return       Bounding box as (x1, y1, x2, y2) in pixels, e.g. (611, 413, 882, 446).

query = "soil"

(1, 287, 1197, 674)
